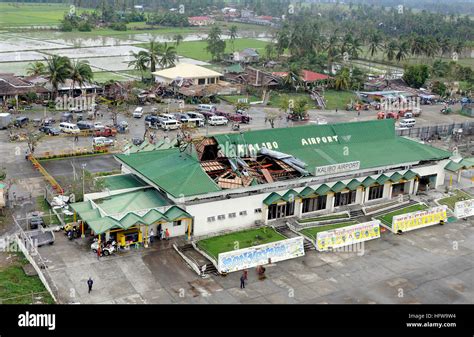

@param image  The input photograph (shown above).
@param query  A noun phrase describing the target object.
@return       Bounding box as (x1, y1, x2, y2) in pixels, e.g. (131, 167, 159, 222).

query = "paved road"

(37, 214, 474, 304)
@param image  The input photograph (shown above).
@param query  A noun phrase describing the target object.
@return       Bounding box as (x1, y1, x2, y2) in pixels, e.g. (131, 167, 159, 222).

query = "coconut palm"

(229, 25, 238, 52)
(159, 42, 177, 69)
(26, 61, 46, 76)
(69, 60, 93, 96)
(367, 32, 383, 59)
(44, 55, 72, 98)
(128, 51, 149, 82)
(384, 40, 397, 62)
(173, 34, 183, 47)
(334, 67, 351, 91)
(395, 40, 409, 63)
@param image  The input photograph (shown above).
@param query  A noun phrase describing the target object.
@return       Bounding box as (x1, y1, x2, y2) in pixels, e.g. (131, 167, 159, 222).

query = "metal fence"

(396, 122, 474, 139)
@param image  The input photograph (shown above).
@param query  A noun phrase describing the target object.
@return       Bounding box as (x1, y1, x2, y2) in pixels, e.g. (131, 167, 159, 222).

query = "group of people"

(148, 226, 170, 244)
(239, 265, 267, 289)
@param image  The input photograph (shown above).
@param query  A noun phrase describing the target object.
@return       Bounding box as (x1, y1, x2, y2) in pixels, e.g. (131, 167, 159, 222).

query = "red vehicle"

(200, 111, 216, 119)
(94, 127, 117, 137)
(216, 111, 251, 124)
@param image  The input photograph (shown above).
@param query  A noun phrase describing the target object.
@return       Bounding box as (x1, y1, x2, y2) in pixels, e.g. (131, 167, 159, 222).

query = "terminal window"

(368, 184, 384, 200)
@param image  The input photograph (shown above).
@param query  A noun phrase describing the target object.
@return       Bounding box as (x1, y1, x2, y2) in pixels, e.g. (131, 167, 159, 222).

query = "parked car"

(29, 213, 44, 230)
(174, 113, 204, 127)
(208, 116, 228, 126)
(58, 122, 80, 134)
(197, 104, 216, 113)
(77, 121, 94, 130)
(161, 119, 181, 130)
(132, 137, 144, 146)
(39, 126, 60, 136)
(133, 107, 144, 118)
(41, 118, 56, 127)
(399, 118, 416, 128)
(0, 113, 12, 130)
(60, 112, 73, 122)
(14, 116, 29, 128)
(94, 127, 117, 137)
(93, 137, 114, 147)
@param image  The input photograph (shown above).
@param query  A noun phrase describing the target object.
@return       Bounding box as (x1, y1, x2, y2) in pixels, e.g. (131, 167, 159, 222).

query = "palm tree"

(384, 40, 397, 62)
(69, 60, 93, 96)
(44, 55, 72, 98)
(145, 39, 163, 73)
(395, 40, 409, 63)
(229, 25, 238, 52)
(173, 34, 183, 47)
(334, 67, 351, 91)
(26, 61, 46, 76)
(367, 32, 383, 59)
(159, 42, 177, 69)
(128, 51, 149, 82)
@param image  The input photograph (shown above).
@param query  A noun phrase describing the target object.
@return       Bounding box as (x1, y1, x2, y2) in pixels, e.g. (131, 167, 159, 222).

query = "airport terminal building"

(71, 120, 453, 242)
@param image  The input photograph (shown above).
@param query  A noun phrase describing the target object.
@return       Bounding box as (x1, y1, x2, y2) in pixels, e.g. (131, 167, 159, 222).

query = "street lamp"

(81, 163, 87, 201)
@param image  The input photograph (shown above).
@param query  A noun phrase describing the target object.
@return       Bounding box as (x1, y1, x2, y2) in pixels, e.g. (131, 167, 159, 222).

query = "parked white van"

(59, 122, 80, 134)
(197, 104, 216, 113)
(208, 116, 228, 126)
(161, 120, 181, 130)
(399, 118, 416, 128)
(133, 107, 144, 118)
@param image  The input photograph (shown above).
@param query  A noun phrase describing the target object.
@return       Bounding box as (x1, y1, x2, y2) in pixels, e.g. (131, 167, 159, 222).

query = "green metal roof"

(314, 184, 331, 195)
(263, 192, 282, 205)
(403, 170, 418, 180)
(362, 177, 376, 187)
(331, 181, 347, 193)
(69, 201, 93, 214)
(389, 172, 403, 182)
(445, 157, 474, 172)
(164, 206, 192, 221)
(119, 212, 144, 229)
(281, 189, 299, 201)
(376, 174, 390, 185)
(142, 209, 167, 225)
(346, 179, 361, 191)
(103, 174, 148, 191)
(213, 120, 451, 175)
(94, 189, 171, 215)
(79, 209, 102, 223)
(299, 186, 316, 197)
(115, 149, 221, 198)
(87, 217, 120, 235)
(225, 63, 244, 73)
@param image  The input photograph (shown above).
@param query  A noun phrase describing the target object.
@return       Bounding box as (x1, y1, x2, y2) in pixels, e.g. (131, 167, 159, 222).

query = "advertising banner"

(217, 236, 304, 274)
(315, 220, 381, 252)
(392, 205, 447, 233)
(454, 199, 474, 219)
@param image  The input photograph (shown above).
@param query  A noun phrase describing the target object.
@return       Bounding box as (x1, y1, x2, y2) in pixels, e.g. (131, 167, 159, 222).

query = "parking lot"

(35, 210, 474, 304)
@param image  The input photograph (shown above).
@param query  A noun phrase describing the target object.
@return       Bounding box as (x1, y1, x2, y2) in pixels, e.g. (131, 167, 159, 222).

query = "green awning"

(389, 172, 403, 182)
(142, 209, 167, 225)
(79, 209, 102, 223)
(376, 174, 390, 185)
(299, 186, 316, 197)
(331, 181, 347, 193)
(164, 206, 192, 221)
(87, 217, 120, 235)
(281, 189, 299, 202)
(70, 201, 93, 213)
(263, 192, 282, 205)
(403, 170, 418, 180)
(314, 184, 331, 195)
(361, 177, 376, 187)
(346, 179, 361, 191)
(119, 213, 144, 229)
(445, 160, 464, 172)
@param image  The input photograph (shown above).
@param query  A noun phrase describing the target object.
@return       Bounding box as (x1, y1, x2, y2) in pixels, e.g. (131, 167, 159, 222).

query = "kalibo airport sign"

(217, 237, 305, 273)
(315, 220, 381, 251)
(391, 205, 448, 233)
(454, 199, 474, 218)
(315, 161, 360, 176)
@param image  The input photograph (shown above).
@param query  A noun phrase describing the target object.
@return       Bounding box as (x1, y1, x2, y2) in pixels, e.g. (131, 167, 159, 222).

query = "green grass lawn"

(266, 92, 311, 107)
(299, 213, 350, 224)
(197, 227, 286, 259)
(0, 3, 86, 28)
(438, 190, 472, 210)
(376, 204, 428, 227)
(0, 253, 54, 304)
(171, 38, 269, 62)
(300, 221, 357, 240)
(322, 90, 358, 110)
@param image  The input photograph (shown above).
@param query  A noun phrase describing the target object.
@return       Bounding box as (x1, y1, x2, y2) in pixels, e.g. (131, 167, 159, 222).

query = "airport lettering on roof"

(315, 161, 361, 176)
(302, 135, 338, 146)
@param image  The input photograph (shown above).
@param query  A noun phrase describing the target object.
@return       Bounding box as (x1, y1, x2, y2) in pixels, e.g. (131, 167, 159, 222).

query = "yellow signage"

(316, 220, 381, 251)
(392, 205, 448, 233)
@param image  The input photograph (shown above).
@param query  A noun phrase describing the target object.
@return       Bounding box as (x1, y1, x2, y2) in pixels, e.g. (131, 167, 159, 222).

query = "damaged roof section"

(195, 138, 308, 190)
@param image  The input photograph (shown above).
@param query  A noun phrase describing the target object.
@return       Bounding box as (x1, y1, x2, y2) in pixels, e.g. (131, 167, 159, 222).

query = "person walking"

(87, 277, 93, 294)
(74, 134, 79, 142)
(165, 228, 170, 241)
(158, 225, 163, 241)
(240, 273, 246, 289)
